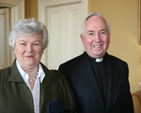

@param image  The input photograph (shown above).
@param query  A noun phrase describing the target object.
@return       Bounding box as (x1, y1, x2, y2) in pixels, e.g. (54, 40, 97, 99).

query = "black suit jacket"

(59, 52, 133, 113)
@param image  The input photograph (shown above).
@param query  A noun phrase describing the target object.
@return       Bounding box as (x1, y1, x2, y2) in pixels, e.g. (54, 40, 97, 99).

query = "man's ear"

(109, 33, 111, 44)
(80, 34, 83, 38)
(12, 48, 15, 53)
(80, 34, 84, 45)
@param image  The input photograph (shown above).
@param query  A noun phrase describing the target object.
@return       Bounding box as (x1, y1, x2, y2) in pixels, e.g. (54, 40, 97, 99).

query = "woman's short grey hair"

(8, 18, 48, 50)
(81, 12, 110, 35)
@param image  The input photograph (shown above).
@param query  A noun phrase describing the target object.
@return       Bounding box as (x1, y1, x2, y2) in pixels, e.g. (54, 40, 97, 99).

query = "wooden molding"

(0, 0, 23, 7)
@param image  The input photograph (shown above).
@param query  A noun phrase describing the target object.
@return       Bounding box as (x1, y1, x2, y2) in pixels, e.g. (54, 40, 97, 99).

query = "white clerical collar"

(95, 57, 103, 62)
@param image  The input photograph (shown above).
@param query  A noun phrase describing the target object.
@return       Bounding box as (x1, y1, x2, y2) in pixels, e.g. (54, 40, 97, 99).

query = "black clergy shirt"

(87, 53, 109, 106)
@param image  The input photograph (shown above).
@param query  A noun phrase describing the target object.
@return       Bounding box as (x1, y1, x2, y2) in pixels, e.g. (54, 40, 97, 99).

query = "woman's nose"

(26, 44, 33, 52)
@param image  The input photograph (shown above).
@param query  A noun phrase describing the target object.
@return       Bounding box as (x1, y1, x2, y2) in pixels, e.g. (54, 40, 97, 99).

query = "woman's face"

(14, 34, 44, 69)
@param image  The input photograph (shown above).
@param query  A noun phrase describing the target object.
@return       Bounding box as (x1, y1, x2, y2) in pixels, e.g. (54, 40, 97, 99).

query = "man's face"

(80, 16, 110, 58)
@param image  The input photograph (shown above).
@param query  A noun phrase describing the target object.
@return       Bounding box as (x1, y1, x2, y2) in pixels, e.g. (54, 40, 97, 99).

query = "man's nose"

(94, 32, 100, 42)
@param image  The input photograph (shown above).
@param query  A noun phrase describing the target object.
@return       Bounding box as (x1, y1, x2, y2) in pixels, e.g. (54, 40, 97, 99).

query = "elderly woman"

(0, 18, 77, 113)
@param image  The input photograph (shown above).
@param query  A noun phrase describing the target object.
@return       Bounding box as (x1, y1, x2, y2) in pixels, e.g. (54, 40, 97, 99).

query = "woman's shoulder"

(0, 66, 11, 76)
(50, 69, 66, 80)
(0, 66, 12, 84)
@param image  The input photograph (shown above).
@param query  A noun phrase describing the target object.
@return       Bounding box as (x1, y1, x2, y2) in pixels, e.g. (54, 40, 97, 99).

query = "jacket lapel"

(8, 60, 26, 83)
(77, 52, 106, 108)
(106, 56, 120, 111)
(39, 63, 56, 112)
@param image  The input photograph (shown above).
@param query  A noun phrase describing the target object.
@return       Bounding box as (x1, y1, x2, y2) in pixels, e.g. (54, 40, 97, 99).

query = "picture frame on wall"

(139, 0, 141, 44)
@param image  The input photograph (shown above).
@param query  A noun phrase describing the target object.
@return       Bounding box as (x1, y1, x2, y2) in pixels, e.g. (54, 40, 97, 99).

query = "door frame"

(0, 0, 23, 7)
(38, 0, 88, 67)
(0, 0, 25, 28)
(0, 0, 25, 61)
(38, 0, 88, 23)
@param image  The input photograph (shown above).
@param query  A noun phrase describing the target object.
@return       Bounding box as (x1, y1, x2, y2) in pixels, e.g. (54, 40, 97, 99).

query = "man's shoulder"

(107, 53, 127, 66)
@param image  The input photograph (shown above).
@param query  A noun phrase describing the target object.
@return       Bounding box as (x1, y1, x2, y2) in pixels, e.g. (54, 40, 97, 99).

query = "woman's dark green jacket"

(0, 60, 77, 113)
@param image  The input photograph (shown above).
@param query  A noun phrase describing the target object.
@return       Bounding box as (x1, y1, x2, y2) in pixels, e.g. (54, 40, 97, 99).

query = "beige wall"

(89, 0, 141, 93)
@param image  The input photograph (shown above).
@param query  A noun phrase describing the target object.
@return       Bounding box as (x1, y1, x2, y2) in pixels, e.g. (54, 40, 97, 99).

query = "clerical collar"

(87, 54, 103, 62)
(85, 52, 105, 63)
(95, 57, 103, 62)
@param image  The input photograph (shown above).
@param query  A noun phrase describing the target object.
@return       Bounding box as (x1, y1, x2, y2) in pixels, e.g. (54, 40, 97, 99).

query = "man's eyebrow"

(100, 29, 108, 31)
(88, 30, 94, 32)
